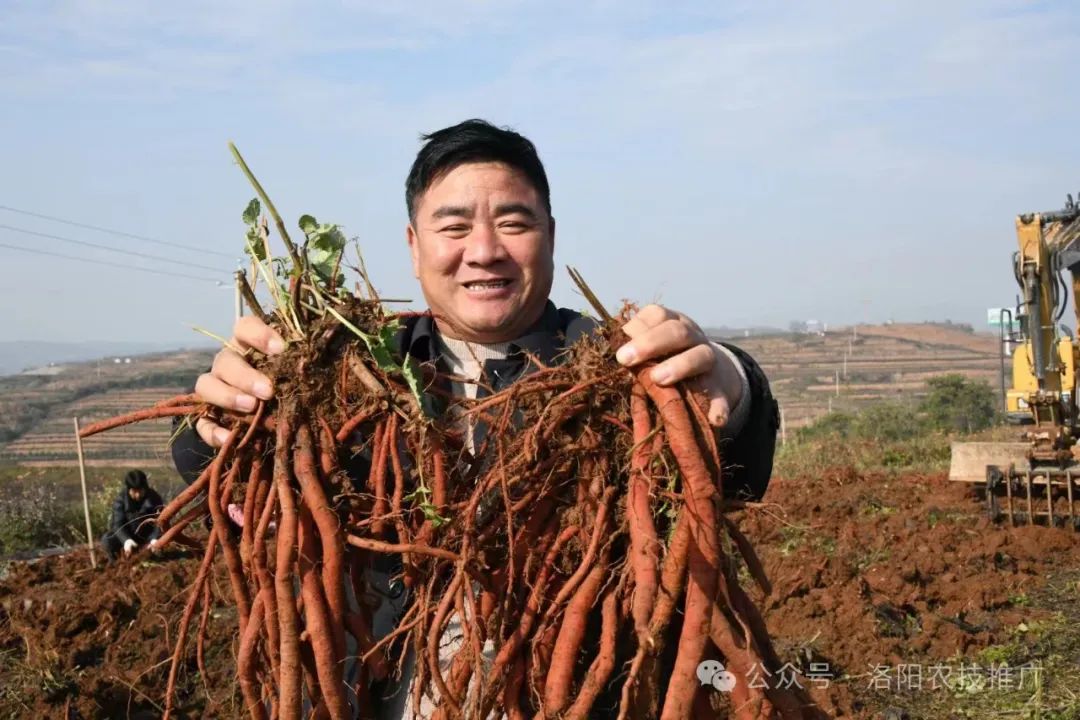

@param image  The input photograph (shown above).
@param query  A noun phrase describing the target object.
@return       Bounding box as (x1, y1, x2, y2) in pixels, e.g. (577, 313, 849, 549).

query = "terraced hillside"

(0, 323, 1000, 464)
(717, 322, 1001, 430)
(0, 350, 214, 465)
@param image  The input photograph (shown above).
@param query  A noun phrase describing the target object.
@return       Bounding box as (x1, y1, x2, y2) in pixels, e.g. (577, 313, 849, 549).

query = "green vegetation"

(775, 374, 997, 478)
(0, 466, 185, 557)
(922, 373, 998, 434)
(901, 585, 1080, 719)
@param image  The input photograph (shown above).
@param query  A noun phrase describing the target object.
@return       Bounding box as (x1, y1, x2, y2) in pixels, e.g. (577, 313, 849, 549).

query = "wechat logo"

(697, 659, 737, 693)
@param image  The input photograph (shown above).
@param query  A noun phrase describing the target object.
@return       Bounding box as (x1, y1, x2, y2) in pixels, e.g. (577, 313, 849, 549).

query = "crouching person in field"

(101, 469, 164, 562)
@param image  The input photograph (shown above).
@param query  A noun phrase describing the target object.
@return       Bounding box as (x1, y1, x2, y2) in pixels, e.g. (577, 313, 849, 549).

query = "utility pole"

(234, 269, 244, 321)
(780, 407, 786, 445)
(835, 369, 840, 396)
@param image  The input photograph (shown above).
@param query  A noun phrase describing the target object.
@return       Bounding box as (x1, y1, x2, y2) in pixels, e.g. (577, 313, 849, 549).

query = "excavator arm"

(949, 194, 1080, 527)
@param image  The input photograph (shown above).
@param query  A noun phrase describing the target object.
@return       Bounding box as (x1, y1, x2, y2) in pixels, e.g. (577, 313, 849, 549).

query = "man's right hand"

(194, 316, 285, 448)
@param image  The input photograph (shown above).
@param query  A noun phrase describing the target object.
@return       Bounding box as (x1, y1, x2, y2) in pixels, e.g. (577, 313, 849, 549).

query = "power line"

(0, 240, 223, 282)
(0, 224, 228, 273)
(0, 204, 237, 259)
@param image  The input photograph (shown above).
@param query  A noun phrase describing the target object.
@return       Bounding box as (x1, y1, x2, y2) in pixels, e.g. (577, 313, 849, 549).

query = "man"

(101, 469, 164, 561)
(172, 119, 779, 714)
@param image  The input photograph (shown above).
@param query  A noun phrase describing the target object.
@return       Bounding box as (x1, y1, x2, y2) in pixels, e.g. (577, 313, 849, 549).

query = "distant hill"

(731, 323, 1000, 430)
(0, 322, 1006, 465)
(0, 349, 214, 464)
(0, 341, 214, 377)
(703, 325, 785, 338)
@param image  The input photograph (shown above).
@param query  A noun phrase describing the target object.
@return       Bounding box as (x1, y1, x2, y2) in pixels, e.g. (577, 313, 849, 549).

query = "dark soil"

(0, 549, 242, 719)
(736, 468, 1080, 718)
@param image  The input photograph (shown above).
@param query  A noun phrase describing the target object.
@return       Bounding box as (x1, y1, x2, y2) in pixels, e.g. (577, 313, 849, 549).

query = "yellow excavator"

(949, 193, 1080, 528)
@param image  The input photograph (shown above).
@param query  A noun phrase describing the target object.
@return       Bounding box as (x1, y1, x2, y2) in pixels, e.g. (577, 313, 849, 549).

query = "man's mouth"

(463, 279, 511, 290)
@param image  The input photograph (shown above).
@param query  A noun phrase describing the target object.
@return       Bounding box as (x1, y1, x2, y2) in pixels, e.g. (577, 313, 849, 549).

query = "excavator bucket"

(950, 441, 1080, 528)
(948, 441, 1030, 483)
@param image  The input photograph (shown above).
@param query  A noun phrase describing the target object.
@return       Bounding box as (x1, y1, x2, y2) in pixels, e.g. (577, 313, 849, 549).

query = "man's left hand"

(615, 304, 743, 428)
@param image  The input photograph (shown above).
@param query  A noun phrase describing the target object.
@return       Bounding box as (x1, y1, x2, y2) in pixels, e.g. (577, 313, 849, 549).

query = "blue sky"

(2, 0, 1079, 343)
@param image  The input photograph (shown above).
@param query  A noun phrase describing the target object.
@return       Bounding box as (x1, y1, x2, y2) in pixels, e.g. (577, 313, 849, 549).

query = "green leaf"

(242, 198, 261, 225)
(244, 226, 267, 261)
(324, 308, 435, 418)
(422, 503, 448, 527)
(242, 198, 266, 260)
(403, 354, 437, 417)
(299, 215, 347, 286)
(310, 225, 347, 252)
(366, 321, 401, 371)
(307, 244, 338, 283)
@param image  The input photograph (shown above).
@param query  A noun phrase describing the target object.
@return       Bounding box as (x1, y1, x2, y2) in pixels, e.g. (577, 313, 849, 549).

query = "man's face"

(128, 487, 145, 502)
(407, 162, 555, 344)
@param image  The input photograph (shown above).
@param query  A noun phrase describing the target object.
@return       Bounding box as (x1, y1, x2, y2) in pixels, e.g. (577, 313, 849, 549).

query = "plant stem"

(567, 266, 614, 323)
(229, 142, 305, 279)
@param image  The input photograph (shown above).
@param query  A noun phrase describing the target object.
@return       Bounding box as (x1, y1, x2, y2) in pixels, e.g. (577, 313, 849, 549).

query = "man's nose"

(462, 223, 505, 265)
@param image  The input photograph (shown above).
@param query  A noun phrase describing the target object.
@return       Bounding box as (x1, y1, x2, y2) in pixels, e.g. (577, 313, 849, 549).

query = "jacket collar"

(404, 300, 565, 367)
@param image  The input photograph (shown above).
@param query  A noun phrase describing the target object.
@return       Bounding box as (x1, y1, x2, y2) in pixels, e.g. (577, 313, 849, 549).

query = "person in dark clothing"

(170, 119, 781, 717)
(101, 469, 164, 561)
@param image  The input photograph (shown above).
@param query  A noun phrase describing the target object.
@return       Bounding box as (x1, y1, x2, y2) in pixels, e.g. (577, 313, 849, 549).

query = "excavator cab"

(949, 194, 1080, 528)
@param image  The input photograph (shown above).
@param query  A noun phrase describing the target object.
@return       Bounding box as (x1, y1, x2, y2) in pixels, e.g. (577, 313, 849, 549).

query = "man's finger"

(234, 315, 285, 355)
(195, 373, 259, 415)
(621, 304, 677, 339)
(648, 343, 716, 386)
(617, 318, 703, 366)
(707, 394, 732, 428)
(211, 349, 274, 401)
(195, 417, 229, 448)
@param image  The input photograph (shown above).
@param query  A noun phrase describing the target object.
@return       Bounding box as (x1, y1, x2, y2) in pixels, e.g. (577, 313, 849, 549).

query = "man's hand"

(149, 539, 160, 554)
(123, 538, 138, 556)
(615, 304, 743, 428)
(194, 316, 286, 447)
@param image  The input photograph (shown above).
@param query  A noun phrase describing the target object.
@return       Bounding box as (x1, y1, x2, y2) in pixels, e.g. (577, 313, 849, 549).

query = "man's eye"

(441, 225, 469, 234)
(500, 222, 528, 231)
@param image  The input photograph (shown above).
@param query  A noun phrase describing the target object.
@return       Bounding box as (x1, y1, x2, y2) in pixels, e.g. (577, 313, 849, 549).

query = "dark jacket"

(108, 486, 164, 544)
(172, 301, 778, 500)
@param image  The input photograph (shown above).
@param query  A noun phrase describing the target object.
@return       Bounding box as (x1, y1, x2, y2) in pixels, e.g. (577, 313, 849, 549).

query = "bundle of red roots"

(79, 147, 824, 720)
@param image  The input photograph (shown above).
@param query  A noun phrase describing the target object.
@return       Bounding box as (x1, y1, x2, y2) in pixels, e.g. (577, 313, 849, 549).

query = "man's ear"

(406, 222, 421, 279)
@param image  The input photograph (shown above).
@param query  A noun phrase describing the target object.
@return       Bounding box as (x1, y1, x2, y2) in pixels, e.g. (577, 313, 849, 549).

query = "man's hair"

(124, 469, 148, 490)
(405, 119, 551, 221)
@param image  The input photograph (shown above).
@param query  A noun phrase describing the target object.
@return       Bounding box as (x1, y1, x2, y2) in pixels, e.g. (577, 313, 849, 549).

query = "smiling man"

(172, 118, 779, 716)
(406, 157, 554, 345)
